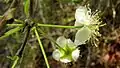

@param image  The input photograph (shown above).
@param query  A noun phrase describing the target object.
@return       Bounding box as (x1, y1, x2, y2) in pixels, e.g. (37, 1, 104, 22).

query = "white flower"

(52, 36, 80, 63)
(74, 7, 92, 45)
(74, 6, 102, 46)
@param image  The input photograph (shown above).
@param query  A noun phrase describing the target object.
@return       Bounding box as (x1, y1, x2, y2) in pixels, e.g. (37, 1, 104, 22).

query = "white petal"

(72, 49, 80, 61)
(74, 27, 91, 45)
(75, 6, 90, 25)
(52, 49, 60, 61)
(74, 21, 83, 26)
(75, 6, 87, 20)
(56, 36, 67, 47)
(67, 39, 76, 47)
(60, 58, 71, 63)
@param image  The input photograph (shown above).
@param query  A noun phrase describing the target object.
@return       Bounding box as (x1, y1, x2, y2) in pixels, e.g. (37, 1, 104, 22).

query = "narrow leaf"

(0, 27, 22, 40)
(24, 0, 30, 17)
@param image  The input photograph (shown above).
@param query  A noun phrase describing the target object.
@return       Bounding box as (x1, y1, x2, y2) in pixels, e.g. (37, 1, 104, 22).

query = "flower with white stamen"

(74, 6, 103, 46)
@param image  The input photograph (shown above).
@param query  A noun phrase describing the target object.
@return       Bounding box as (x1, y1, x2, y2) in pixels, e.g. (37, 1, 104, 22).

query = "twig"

(16, 25, 30, 57)
(11, 24, 31, 68)
(9, 0, 16, 9)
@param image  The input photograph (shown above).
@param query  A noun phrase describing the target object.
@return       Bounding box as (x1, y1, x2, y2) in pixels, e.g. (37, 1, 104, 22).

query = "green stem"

(38, 23, 83, 28)
(7, 24, 23, 27)
(6, 23, 84, 29)
(14, 19, 24, 23)
(38, 28, 65, 51)
(34, 27, 50, 68)
(12, 56, 19, 68)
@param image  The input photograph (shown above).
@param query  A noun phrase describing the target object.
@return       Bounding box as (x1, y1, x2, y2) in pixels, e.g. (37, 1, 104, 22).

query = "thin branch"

(9, 0, 16, 9)
(16, 25, 30, 57)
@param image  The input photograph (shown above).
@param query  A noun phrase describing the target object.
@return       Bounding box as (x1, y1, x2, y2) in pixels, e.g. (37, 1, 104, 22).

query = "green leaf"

(24, 0, 30, 17)
(0, 27, 22, 40)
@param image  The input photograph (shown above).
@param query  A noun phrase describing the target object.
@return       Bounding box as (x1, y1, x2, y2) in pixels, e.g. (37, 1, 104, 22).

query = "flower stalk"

(37, 23, 83, 28)
(7, 23, 84, 28)
(34, 27, 50, 68)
